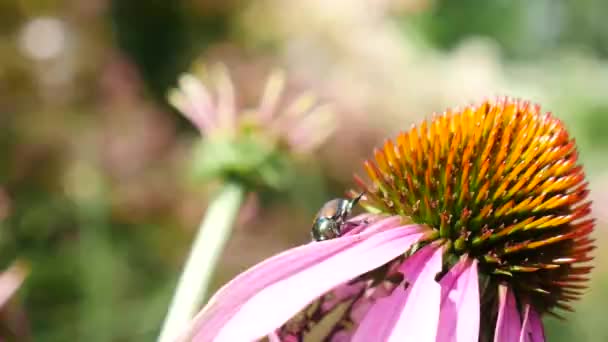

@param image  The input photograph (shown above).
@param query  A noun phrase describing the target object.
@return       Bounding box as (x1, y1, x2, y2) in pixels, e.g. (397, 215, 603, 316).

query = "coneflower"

(159, 63, 335, 342)
(169, 63, 335, 189)
(183, 97, 594, 341)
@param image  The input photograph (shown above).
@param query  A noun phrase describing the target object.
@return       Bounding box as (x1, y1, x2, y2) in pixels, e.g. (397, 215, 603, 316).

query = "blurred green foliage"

(110, 0, 231, 102)
(409, 0, 608, 59)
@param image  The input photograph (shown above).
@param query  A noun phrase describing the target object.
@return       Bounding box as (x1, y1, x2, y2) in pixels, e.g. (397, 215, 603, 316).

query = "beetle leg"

(331, 222, 342, 237)
(347, 192, 365, 212)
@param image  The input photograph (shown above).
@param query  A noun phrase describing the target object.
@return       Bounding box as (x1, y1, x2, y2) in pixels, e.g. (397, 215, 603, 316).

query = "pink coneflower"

(159, 64, 337, 342)
(168, 63, 335, 190)
(183, 98, 594, 341)
(169, 63, 335, 154)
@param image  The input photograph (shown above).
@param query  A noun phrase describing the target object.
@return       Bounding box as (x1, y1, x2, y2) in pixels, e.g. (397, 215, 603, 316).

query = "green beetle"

(311, 192, 364, 241)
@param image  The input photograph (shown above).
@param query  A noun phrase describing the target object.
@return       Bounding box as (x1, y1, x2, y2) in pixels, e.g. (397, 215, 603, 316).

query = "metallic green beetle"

(311, 192, 364, 241)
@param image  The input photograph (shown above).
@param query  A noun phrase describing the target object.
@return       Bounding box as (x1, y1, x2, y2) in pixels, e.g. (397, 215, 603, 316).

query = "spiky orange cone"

(353, 97, 594, 339)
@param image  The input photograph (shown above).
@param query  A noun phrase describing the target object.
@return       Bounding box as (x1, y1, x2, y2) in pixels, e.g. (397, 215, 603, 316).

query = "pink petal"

(270, 333, 297, 342)
(178, 75, 217, 131)
(353, 244, 443, 342)
(320, 280, 367, 312)
(286, 105, 335, 153)
(494, 284, 522, 342)
(213, 228, 425, 341)
(349, 290, 378, 323)
(318, 270, 404, 340)
(437, 257, 480, 342)
(519, 304, 545, 342)
(267, 332, 281, 342)
(186, 219, 425, 341)
(198, 216, 401, 332)
(168, 91, 208, 133)
(528, 307, 545, 342)
(258, 70, 285, 121)
(331, 331, 351, 342)
(274, 277, 369, 339)
(389, 245, 443, 340)
(0, 262, 28, 308)
(214, 65, 236, 132)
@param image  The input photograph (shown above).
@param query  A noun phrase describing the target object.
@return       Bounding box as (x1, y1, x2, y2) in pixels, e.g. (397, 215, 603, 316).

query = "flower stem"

(158, 182, 245, 342)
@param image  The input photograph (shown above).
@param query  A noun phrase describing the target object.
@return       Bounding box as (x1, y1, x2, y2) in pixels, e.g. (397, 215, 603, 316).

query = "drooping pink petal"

(185, 218, 425, 341)
(494, 284, 522, 342)
(177, 75, 217, 131)
(320, 280, 368, 312)
(270, 332, 298, 342)
(267, 332, 281, 342)
(437, 257, 480, 342)
(212, 228, 425, 341)
(286, 105, 336, 153)
(201, 215, 401, 331)
(519, 303, 545, 342)
(331, 331, 352, 342)
(328, 280, 399, 337)
(528, 307, 545, 342)
(258, 70, 285, 121)
(307, 276, 403, 341)
(213, 65, 236, 132)
(349, 285, 388, 323)
(519, 304, 532, 342)
(353, 244, 443, 342)
(168, 91, 207, 133)
(390, 244, 444, 340)
(194, 233, 364, 337)
(201, 216, 400, 328)
(274, 276, 369, 339)
(270, 92, 320, 143)
(0, 262, 28, 308)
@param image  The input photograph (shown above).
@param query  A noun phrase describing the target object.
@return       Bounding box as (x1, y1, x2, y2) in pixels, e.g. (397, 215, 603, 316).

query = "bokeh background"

(1, 0, 607, 341)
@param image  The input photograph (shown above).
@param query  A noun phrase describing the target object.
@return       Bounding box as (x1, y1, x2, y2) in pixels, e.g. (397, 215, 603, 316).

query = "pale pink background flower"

(169, 64, 335, 155)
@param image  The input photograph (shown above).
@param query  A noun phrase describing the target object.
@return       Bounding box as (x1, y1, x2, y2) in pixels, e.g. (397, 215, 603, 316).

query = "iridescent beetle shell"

(311, 193, 364, 241)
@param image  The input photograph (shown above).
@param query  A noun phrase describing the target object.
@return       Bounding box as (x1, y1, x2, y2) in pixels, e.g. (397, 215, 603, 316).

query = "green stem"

(158, 182, 245, 342)
(78, 191, 116, 342)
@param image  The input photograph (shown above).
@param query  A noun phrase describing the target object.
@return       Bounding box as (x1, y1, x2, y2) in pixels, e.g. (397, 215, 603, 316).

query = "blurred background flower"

(159, 62, 336, 342)
(0, 0, 607, 340)
(170, 62, 335, 191)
